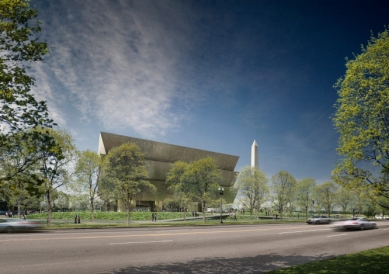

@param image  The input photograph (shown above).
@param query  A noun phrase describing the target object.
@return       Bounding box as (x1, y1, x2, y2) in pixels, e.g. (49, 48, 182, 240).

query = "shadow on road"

(109, 253, 334, 273)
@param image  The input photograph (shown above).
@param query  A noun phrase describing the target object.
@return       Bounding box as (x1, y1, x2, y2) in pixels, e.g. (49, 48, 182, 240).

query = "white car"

(307, 216, 331, 224)
(331, 217, 377, 230)
(0, 218, 41, 233)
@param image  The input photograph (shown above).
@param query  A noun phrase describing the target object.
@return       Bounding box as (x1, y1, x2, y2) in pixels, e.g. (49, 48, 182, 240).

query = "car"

(331, 217, 377, 231)
(0, 218, 41, 233)
(307, 216, 331, 224)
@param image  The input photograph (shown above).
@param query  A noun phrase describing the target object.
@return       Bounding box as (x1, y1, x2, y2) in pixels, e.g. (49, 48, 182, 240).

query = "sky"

(29, 0, 389, 184)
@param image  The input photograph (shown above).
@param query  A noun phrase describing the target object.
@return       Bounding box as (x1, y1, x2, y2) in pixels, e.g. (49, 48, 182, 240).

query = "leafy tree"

(314, 182, 338, 217)
(335, 187, 354, 217)
(181, 157, 222, 222)
(105, 142, 156, 225)
(0, 0, 56, 183)
(166, 157, 222, 222)
(166, 161, 192, 220)
(73, 150, 106, 221)
(232, 166, 269, 222)
(295, 178, 316, 218)
(271, 170, 296, 219)
(39, 128, 77, 226)
(333, 27, 389, 209)
(53, 191, 69, 212)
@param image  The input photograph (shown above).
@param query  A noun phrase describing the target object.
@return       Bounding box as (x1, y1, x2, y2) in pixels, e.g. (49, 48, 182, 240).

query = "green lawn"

(269, 246, 389, 274)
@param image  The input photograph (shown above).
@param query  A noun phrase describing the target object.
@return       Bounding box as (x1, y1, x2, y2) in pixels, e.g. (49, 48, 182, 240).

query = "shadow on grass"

(270, 247, 389, 274)
(108, 253, 335, 274)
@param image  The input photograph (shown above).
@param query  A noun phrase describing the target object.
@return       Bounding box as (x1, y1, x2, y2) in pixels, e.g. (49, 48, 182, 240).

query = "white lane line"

(327, 234, 347, 237)
(110, 240, 173, 245)
(279, 229, 331, 234)
(383, 228, 389, 231)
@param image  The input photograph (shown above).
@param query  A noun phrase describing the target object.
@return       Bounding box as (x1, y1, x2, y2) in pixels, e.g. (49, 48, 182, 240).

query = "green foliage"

(295, 178, 316, 218)
(37, 128, 77, 226)
(73, 150, 106, 221)
(0, 0, 58, 184)
(313, 181, 338, 217)
(333, 27, 389, 208)
(28, 211, 193, 221)
(105, 142, 156, 225)
(233, 166, 269, 220)
(166, 157, 222, 222)
(271, 170, 297, 219)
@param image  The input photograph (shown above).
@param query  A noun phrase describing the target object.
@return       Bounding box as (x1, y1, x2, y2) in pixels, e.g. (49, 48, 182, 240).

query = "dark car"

(0, 218, 41, 233)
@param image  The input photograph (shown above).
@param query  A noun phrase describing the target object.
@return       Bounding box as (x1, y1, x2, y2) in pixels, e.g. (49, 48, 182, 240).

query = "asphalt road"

(2, 222, 389, 274)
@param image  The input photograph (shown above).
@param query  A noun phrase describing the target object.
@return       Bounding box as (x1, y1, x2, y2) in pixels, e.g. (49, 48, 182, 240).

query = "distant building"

(98, 132, 239, 212)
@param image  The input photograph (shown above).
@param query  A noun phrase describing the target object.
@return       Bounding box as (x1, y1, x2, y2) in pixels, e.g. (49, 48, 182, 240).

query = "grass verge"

(268, 246, 389, 274)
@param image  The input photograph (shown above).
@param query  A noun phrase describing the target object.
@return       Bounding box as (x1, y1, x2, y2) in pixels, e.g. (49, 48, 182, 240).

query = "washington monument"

(251, 140, 258, 168)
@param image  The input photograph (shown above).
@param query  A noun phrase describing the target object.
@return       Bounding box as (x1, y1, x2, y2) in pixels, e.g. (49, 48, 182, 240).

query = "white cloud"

(31, 0, 196, 137)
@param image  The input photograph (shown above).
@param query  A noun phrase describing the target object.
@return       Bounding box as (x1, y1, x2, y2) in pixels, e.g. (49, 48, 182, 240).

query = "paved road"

(2, 222, 389, 274)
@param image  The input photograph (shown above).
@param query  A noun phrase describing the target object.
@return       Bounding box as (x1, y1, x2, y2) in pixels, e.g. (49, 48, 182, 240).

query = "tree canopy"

(0, 0, 57, 184)
(333, 27, 389, 208)
(105, 142, 155, 225)
(271, 170, 296, 219)
(166, 157, 222, 222)
(233, 166, 268, 221)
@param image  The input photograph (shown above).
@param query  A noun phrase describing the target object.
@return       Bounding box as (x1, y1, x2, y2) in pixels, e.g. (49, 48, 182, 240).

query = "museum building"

(98, 132, 239, 212)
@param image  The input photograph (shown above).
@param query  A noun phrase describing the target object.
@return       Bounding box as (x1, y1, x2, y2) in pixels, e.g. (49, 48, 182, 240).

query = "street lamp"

(218, 187, 224, 224)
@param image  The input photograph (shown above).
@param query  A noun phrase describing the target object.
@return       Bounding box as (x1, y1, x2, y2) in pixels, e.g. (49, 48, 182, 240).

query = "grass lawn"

(269, 246, 389, 274)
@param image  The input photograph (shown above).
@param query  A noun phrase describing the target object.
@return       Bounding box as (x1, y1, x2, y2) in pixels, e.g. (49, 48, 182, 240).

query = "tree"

(166, 157, 222, 222)
(53, 191, 69, 212)
(233, 166, 269, 222)
(333, 27, 389, 209)
(166, 161, 192, 220)
(335, 187, 354, 217)
(181, 157, 222, 222)
(0, 0, 56, 183)
(271, 170, 296, 219)
(105, 142, 156, 225)
(73, 150, 106, 221)
(314, 182, 338, 217)
(295, 178, 316, 218)
(39, 128, 77, 226)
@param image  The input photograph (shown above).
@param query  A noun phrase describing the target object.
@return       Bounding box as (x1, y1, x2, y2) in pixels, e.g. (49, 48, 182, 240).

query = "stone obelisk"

(251, 140, 258, 168)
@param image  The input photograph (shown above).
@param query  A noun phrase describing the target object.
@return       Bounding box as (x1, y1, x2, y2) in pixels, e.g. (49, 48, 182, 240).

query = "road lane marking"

(383, 228, 389, 231)
(279, 229, 331, 234)
(327, 234, 347, 237)
(0, 225, 328, 243)
(110, 240, 173, 245)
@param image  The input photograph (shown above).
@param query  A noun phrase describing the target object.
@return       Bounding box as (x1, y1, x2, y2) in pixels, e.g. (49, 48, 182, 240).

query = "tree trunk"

(202, 201, 206, 223)
(183, 205, 187, 221)
(90, 197, 94, 222)
(47, 188, 52, 227)
(305, 206, 308, 219)
(126, 205, 130, 226)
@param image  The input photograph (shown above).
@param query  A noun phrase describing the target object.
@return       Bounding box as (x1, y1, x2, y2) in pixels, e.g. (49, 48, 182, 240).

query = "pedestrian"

(78, 216, 81, 224)
(5, 212, 7, 217)
(74, 213, 77, 224)
(23, 214, 26, 220)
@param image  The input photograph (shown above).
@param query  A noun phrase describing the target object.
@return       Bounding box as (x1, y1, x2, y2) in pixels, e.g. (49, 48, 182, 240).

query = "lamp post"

(218, 187, 224, 224)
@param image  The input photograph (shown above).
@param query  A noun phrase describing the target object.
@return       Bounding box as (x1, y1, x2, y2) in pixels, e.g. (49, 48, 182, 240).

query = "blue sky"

(30, 0, 389, 184)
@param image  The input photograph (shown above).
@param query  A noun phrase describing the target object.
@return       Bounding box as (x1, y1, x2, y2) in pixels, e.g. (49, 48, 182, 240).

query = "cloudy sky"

(30, 0, 388, 183)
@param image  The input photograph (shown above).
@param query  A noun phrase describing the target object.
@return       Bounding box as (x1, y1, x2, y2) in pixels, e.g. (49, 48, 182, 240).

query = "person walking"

(74, 213, 78, 224)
